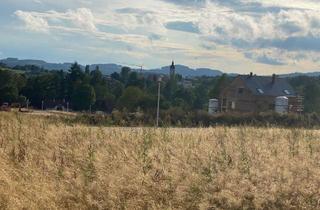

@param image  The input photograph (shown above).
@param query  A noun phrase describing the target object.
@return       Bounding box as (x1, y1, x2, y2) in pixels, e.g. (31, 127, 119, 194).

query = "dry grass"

(1, 112, 320, 209)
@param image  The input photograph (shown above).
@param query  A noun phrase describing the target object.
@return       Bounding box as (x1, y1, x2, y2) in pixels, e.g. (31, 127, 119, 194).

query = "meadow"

(1, 112, 320, 209)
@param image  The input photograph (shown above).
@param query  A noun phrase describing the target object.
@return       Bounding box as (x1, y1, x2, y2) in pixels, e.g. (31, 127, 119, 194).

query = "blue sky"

(1, 0, 320, 74)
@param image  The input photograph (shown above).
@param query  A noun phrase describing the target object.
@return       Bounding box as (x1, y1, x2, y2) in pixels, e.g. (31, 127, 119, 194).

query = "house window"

(257, 88, 264, 94)
(238, 87, 244, 94)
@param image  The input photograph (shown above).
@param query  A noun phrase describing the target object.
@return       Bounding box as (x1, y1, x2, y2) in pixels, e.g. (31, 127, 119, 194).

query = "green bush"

(59, 110, 320, 129)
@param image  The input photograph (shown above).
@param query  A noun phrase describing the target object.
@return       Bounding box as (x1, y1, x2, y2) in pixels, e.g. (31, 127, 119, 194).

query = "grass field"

(1, 112, 320, 209)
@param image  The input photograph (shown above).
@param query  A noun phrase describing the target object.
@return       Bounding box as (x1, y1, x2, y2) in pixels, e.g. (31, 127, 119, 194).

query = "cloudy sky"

(1, 0, 320, 74)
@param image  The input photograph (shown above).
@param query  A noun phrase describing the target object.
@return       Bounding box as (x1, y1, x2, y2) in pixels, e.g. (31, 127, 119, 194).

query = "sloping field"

(0, 112, 320, 209)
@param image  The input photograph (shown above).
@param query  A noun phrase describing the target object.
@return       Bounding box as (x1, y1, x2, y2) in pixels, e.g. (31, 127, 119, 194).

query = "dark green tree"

(304, 81, 320, 113)
(0, 70, 26, 104)
(120, 67, 131, 85)
(85, 65, 90, 74)
(22, 73, 59, 107)
(107, 79, 124, 99)
(208, 74, 228, 98)
(173, 87, 195, 110)
(71, 84, 96, 111)
(111, 72, 121, 81)
(117, 86, 144, 111)
(0, 85, 18, 103)
(67, 62, 85, 97)
(90, 67, 104, 85)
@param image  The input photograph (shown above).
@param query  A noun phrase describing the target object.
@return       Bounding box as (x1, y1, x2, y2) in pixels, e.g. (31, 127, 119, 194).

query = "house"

(219, 73, 303, 113)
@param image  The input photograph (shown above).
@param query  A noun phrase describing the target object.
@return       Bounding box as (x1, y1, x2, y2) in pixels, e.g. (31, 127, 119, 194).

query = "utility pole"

(156, 76, 162, 127)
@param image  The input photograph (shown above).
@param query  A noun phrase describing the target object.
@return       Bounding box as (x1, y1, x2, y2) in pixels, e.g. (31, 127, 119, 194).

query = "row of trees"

(1, 62, 320, 116)
(0, 63, 226, 113)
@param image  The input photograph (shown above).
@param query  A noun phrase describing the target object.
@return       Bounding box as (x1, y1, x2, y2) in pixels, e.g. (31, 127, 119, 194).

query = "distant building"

(170, 61, 175, 80)
(178, 79, 194, 88)
(219, 73, 303, 113)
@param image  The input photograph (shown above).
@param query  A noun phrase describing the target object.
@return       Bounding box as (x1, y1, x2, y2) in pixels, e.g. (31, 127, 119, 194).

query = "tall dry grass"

(1, 112, 320, 209)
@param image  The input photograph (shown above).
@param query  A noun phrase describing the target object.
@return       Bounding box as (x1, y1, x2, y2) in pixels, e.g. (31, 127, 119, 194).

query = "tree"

(85, 65, 90, 74)
(127, 71, 145, 88)
(71, 84, 96, 111)
(67, 62, 85, 97)
(120, 67, 131, 85)
(0, 70, 26, 104)
(90, 67, 103, 85)
(68, 62, 83, 80)
(55, 70, 67, 100)
(208, 74, 228, 98)
(111, 72, 121, 81)
(139, 94, 157, 111)
(163, 76, 178, 102)
(21, 73, 59, 107)
(173, 87, 195, 110)
(94, 89, 115, 113)
(304, 81, 320, 113)
(107, 79, 124, 99)
(117, 86, 144, 112)
(0, 85, 18, 103)
(93, 83, 115, 111)
(17, 95, 27, 107)
(193, 83, 208, 110)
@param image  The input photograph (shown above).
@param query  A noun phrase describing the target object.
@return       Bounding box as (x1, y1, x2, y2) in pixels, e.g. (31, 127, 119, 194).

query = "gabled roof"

(238, 75, 296, 96)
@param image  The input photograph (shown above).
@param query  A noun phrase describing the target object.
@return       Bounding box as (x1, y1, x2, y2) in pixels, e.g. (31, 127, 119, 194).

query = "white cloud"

(245, 48, 320, 67)
(15, 8, 98, 32)
(15, 10, 49, 33)
(12, 7, 172, 49)
(8, 0, 320, 72)
(65, 8, 97, 32)
(256, 0, 320, 10)
(245, 49, 287, 65)
(33, 0, 42, 4)
(199, 4, 320, 44)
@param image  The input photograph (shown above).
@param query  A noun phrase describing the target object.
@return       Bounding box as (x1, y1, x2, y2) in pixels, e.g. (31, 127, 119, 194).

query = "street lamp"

(156, 76, 162, 127)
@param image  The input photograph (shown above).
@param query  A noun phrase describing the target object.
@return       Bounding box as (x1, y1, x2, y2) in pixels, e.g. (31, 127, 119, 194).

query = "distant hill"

(0, 58, 72, 71)
(0, 58, 124, 75)
(147, 65, 223, 77)
(1, 58, 319, 78)
(88, 64, 123, 75)
(279, 72, 320, 78)
(0, 58, 223, 77)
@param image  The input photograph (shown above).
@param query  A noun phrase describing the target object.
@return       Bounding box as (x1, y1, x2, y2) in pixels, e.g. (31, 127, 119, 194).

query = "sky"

(1, 0, 320, 74)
